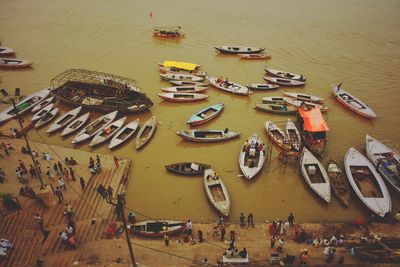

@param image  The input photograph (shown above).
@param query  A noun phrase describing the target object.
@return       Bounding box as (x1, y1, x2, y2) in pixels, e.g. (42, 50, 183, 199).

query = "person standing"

(96, 155, 101, 168)
(35, 160, 41, 174)
(89, 157, 95, 168)
(63, 167, 69, 181)
(186, 220, 193, 235)
(247, 213, 254, 228)
(64, 203, 73, 220)
(220, 225, 225, 241)
(69, 167, 76, 181)
(54, 163, 60, 175)
(34, 213, 45, 233)
(107, 186, 113, 200)
(79, 177, 85, 190)
(19, 160, 27, 174)
(288, 213, 294, 227)
(240, 212, 246, 227)
(55, 186, 64, 203)
(164, 233, 169, 246)
(198, 229, 203, 242)
(46, 167, 54, 181)
(57, 161, 63, 174)
(58, 177, 67, 191)
(230, 230, 235, 242)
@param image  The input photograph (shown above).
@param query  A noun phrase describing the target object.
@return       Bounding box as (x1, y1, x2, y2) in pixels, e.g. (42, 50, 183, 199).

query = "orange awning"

(299, 107, 330, 132)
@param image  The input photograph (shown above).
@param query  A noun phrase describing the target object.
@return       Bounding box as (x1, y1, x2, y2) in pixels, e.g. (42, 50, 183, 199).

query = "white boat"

(263, 76, 305, 87)
(265, 68, 306, 81)
(47, 106, 82, 133)
(261, 96, 290, 104)
(0, 46, 15, 55)
(300, 147, 331, 203)
(34, 108, 59, 128)
(255, 103, 297, 115)
(60, 112, 90, 137)
(89, 116, 126, 147)
(265, 121, 291, 151)
(285, 119, 302, 151)
(331, 84, 377, 119)
(176, 129, 240, 143)
(159, 73, 204, 82)
(187, 103, 224, 126)
(71, 111, 118, 144)
(157, 92, 208, 102)
(283, 92, 324, 103)
(208, 77, 251, 96)
(344, 147, 391, 217)
(0, 88, 50, 124)
(366, 135, 400, 194)
(169, 80, 208, 87)
(239, 134, 266, 180)
(161, 86, 208, 93)
(214, 46, 265, 54)
(203, 169, 230, 216)
(136, 116, 157, 149)
(109, 119, 140, 149)
(0, 58, 32, 68)
(31, 103, 54, 122)
(159, 66, 207, 77)
(31, 96, 54, 113)
(285, 98, 329, 113)
(246, 83, 279, 90)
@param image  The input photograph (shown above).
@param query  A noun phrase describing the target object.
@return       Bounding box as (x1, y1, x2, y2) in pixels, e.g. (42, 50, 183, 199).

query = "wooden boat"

(284, 92, 323, 103)
(344, 147, 391, 217)
(165, 162, 211, 176)
(159, 73, 204, 82)
(354, 239, 400, 263)
(154, 26, 185, 38)
(34, 108, 59, 128)
(31, 96, 54, 113)
(208, 77, 251, 96)
(331, 84, 377, 119)
(109, 119, 140, 149)
(135, 116, 157, 149)
(239, 53, 271, 60)
(159, 66, 207, 77)
(263, 77, 306, 87)
(61, 112, 90, 137)
(47, 106, 82, 133)
(265, 121, 291, 151)
(300, 147, 331, 203)
(89, 116, 126, 147)
(203, 169, 230, 216)
(0, 46, 15, 55)
(31, 103, 55, 122)
(50, 69, 153, 114)
(71, 111, 118, 144)
(176, 129, 240, 143)
(326, 160, 351, 207)
(285, 98, 329, 113)
(157, 92, 208, 102)
(366, 135, 400, 194)
(169, 80, 208, 87)
(187, 103, 224, 126)
(265, 68, 306, 81)
(127, 220, 186, 237)
(214, 46, 265, 54)
(255, 103, 297, 115)
(0, 88, 50, 124)
(158, 61, 201, 71)
(261, 96, 290, 104)
(285, 119, 302, 151)
(239, 134, 266, 180)
(0, 58, 32, 68)
(246, 83, 279, 90)
(161, 86, 208, 93)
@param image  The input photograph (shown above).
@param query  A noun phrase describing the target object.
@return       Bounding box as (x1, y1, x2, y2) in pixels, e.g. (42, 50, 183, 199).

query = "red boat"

(127, 220, 186, 237)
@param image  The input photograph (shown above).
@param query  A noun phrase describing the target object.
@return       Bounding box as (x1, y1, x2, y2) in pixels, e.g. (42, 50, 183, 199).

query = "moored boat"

(284, 92, 324, 104)
(326, 160, 352, 207)
(246, 83, 279, 90)
(154, 26, 185, 38)
(265, 68, 306, 81)
(187, 103, 224, 126)
(203, 169, 230, 216)
(135, 116, 157, 150)
(239, 53, 271, 60)
(169, 80, 208, 87)
(161, 86, 208, 93)
(0, 58, 32, 68)
(165, 162, 211, 176)
(31, 96, 54, 113)
(47, 106, 82, 134)
(285, 119, 302, 151)
(0, 46, 15, 55)
(344, 148, 391, 217)
(89, 116, 126, 147)
(208, 77, 251, 96)
(127, 220, 186, 237)
(158, 61, 201, 71)
(34, 108, 59, 128)
(265, 121, 291, 151)
(109, 119, 140, 149)
(263, 76, 305, 87)
(239, 134, 266, 180)
(159, 66, 207, 77)
(285, 98, 329, 113)
(157, 92, 208, 102)
(214, 46, 265, 54)
(176, 129, 240, 143)
(255, 103, 297, 115)
(31, 103, 54, 122)
(60, 112, 90, 137)
(261, 96, 290, 104)
(300, 147, 331, 203)
(159, 73, 204, 82)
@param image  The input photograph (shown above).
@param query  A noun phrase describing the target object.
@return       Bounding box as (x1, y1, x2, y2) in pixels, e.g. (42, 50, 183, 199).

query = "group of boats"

(0, 42, 32, 68)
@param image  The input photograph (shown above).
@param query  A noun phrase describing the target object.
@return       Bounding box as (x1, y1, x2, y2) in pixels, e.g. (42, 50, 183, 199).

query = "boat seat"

(249, 148, 256, 157)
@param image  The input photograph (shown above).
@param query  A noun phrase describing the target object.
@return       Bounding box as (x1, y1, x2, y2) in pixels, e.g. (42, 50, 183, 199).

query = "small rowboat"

(47, 106, 82, 133)
(261, 96, 290, 104)
(89, 116, 126, 147)
(331, 84, 377, 119)
(159, 73, 204, 82)
(0, 46, 15, 55)
(344, 147, 391, 217)
(239, 53, 271, 60)
(285, 119, 302, 151)
(127, 220, 186, 237)
(157, 92, 208, 102)
(159, 66, 207, 77)
(31, 96, 54, 113)
(0, 88, 50, 124)
(109, 119, 140, 149)
(214, 46, 265, 54)
(265, 68, 306, 81)
(187, 103, 224, 126)
(300, 147, 331, 203)
(31, 103, 54, 122)
(161, 86, 208, 93)
(366, 135, 400, 194)
(61, 112, 90, 137)
(34, 108, 59, 128)
(176, 129, 240, 143)
(263, 76, 305, 87)
(208, 77, 251, 96)
(72, 111, 118, 144)
(285, 98, 329, 113)
(135, 116, 157, 149)
(246, 83, 279, 90)
(239, 134, 266, 180)
(284, 92, 324, 103)
(326, 160, 351, 207)
(255, 103, 297, 115)
(165, 162, 211, 176)
(154, 26, 185, 38)
(169, 80, 208, 87)
(0, 58, 32, 68)
(203, 169, 230, 216)
(265, 121, 291, 151)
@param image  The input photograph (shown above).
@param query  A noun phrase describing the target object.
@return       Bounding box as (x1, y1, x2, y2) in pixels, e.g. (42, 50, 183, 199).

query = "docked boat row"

(265, 120, 301, 152)
(0, 43, 33, 68)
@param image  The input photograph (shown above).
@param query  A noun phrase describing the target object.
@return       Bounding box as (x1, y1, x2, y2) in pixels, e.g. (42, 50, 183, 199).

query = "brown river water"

(1, 0, 399, 223)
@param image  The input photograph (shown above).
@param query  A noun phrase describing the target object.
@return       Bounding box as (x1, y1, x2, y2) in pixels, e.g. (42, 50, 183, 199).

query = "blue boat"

(187, 103, 224, 126)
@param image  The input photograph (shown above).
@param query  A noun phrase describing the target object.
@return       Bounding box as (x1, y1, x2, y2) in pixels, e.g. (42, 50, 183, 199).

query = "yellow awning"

(162, 60, 198, 71)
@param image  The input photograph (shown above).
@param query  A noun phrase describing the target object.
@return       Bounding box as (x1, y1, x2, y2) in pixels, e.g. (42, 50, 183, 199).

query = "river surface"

(1, 0, 399, 223)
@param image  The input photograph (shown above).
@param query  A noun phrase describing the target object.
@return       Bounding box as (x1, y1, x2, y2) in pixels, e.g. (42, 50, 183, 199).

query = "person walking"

(164, 233, 169, 246)
(58, 177, 67, 191)
(35, 160, 41, 174)
(220, 225, 225, 241)
(89, 157, 95, 169)
(19, 160, 27, 174)
(288, 213, 294, 227)
(55, 186, 64, 203)
(64, 203, 73, 220)
(54, 163, 60, 175)
(96, 155, 101, 168)
(34, 214, 45, 232)
(57, 161, 63, 173)
(230, 230, 235, 242)
(247, 213, 254, 228)
(198, 229, 204, 242)
(240, 212, 246, 227)
(79, 177, 85, 190)
(46, 166, 54, 181)
(107, 185, 113, 200)
(69, 167, 76, 181)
